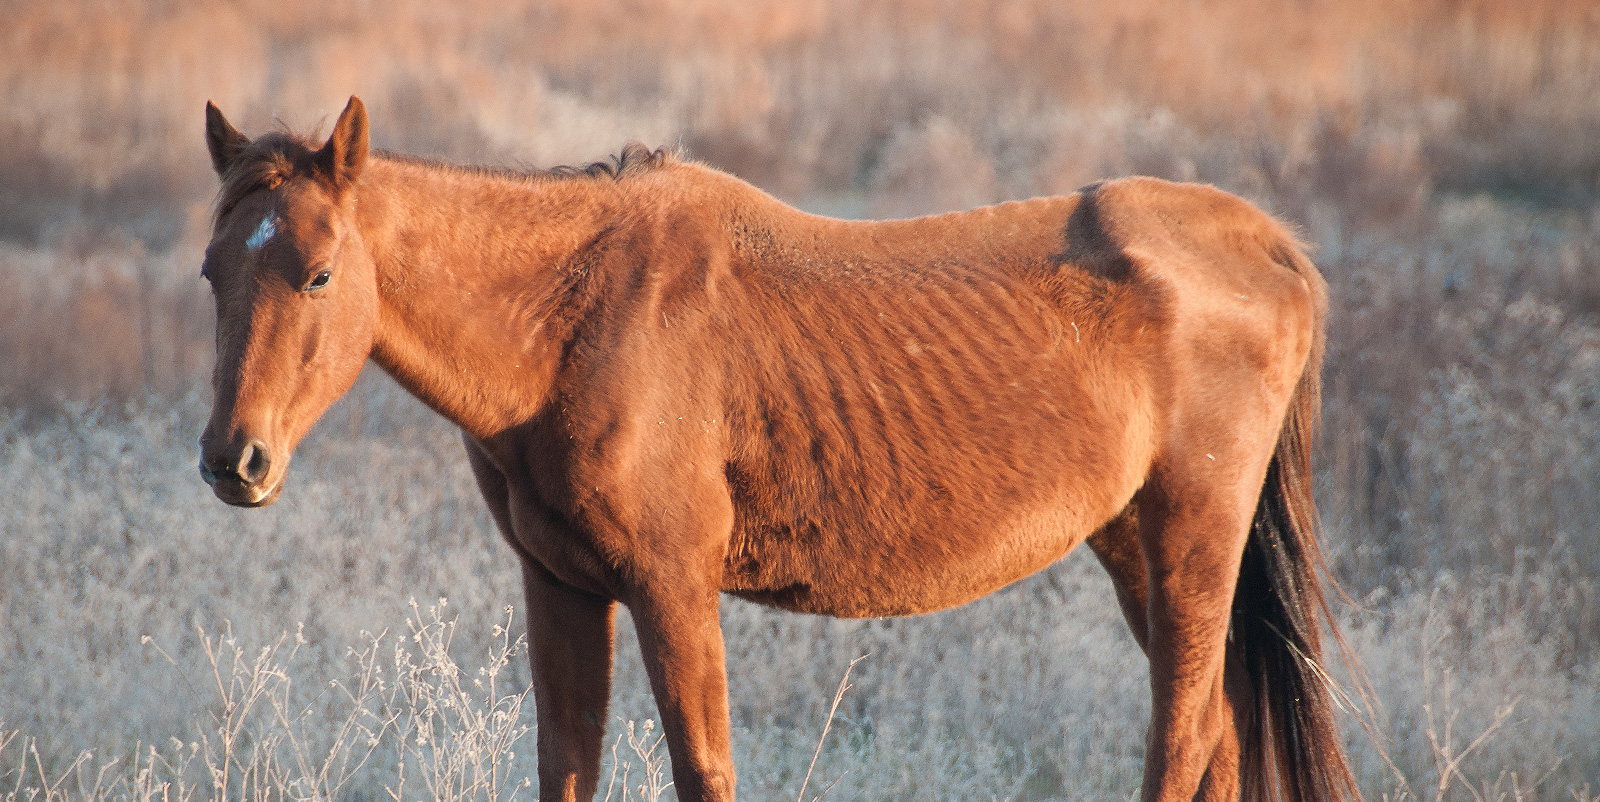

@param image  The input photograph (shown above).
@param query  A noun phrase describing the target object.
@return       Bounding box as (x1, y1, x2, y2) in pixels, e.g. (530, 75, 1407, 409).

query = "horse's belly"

(723, 492, 1115, 618)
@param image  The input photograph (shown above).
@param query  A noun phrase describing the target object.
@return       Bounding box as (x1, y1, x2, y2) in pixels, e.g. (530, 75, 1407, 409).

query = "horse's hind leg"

(1088, 506, 1150, 653)
(1089, 506, 1247, 802)
(1133, 449, 1271, 802)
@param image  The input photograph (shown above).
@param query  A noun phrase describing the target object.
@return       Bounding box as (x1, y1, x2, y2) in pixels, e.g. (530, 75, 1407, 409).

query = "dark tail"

(1234, 234, 1361, 802)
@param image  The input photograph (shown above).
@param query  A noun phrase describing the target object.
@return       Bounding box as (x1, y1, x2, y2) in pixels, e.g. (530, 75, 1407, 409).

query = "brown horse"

(198, 97, 1358, 802)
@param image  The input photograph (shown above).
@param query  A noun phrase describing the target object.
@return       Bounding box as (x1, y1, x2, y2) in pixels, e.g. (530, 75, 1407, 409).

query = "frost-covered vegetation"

(2, 1, 1597, 799)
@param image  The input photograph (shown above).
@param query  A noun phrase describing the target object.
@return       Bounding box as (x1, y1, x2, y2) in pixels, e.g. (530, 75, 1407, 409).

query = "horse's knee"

(673, 758, 736, 802)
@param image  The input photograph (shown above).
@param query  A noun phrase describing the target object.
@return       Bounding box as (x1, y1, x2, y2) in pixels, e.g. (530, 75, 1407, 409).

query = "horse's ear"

(205, 101, 250, 176)
(314, 96, 368, 193)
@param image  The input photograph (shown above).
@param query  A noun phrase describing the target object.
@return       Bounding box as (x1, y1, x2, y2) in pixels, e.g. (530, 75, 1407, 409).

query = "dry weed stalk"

(795, 654, 867, 802)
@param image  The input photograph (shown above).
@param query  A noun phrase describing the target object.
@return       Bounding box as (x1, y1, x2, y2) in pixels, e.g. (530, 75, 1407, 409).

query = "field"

(2, 1, 1598, 799)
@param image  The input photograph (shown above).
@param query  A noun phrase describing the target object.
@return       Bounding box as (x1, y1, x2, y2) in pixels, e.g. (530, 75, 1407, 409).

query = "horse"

(197, 96, 1358, 802)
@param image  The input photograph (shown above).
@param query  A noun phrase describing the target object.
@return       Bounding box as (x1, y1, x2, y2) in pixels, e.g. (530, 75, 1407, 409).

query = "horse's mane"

(214, 132, 670, 226)
(376, 142, 671, 184)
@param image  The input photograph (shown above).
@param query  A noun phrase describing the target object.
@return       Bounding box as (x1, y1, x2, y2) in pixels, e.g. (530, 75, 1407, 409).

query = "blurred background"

(1, 1, 1597, 799)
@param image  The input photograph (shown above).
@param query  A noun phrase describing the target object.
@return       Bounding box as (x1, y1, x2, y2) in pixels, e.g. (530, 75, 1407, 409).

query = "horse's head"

(198, 97, 377, 507)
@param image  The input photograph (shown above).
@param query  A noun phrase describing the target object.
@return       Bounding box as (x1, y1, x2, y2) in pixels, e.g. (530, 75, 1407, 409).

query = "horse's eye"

(304, 270, 332, 292)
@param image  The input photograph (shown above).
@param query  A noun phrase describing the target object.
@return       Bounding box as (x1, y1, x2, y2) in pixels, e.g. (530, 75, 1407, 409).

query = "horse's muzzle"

(199, 437, 281, 507)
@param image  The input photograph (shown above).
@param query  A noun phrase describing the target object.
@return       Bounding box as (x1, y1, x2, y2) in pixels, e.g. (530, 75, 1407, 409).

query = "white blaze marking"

(245, 214, 277, 251)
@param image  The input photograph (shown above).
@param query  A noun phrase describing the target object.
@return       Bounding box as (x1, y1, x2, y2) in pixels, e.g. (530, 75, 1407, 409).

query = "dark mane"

(215, 136, 671, 226)
(546, 142, 672, 180)
(371, 142, 671, 184)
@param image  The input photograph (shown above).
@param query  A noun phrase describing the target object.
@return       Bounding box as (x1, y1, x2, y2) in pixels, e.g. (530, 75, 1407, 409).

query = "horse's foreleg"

(463, 437, 616, 802)
(1133, 463, 1261, 802)
(628, 578, 737, 802)
(523, 562, 617, 802)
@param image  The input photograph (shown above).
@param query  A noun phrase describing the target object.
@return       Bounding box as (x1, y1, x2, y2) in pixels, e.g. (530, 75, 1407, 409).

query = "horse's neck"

(356, 158, 621, 438)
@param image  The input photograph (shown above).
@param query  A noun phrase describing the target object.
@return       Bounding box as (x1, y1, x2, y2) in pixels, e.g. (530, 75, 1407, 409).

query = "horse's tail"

(1234, 232, 1361, 802)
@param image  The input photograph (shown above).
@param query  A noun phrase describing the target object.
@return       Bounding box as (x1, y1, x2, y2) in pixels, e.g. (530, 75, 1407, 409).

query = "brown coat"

(199, 97, 1357, 802)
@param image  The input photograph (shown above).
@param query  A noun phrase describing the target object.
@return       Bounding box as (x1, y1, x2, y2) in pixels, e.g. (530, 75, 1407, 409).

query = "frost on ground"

(0, 396, 1595, 802)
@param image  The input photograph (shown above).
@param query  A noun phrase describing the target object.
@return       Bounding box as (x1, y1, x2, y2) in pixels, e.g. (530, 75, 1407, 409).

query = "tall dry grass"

(2, 0, 1598, 799)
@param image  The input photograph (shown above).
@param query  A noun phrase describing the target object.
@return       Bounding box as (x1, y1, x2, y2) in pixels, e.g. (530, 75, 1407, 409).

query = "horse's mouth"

(204, 469, 284, 507)
(215, 481, 282, 507)
(223, 483, 282, 507)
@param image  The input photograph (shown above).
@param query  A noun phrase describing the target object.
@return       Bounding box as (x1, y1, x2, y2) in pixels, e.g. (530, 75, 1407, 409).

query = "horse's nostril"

(237, 439, 271, 485)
